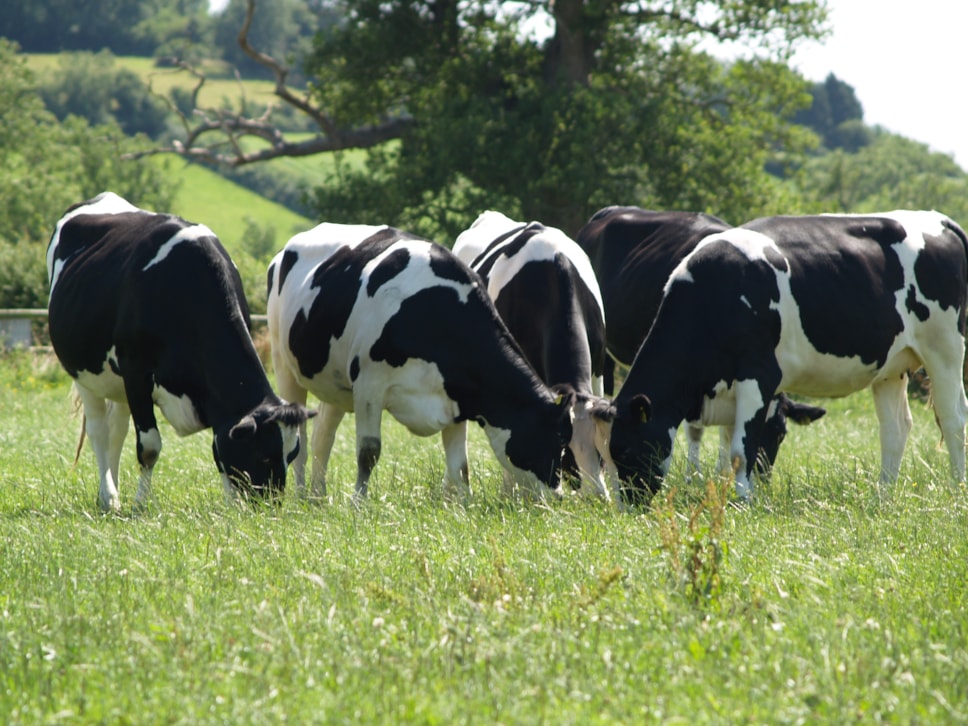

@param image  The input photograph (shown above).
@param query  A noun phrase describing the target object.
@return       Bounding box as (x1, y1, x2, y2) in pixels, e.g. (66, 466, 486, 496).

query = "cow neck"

(618, 331, 703, 428)
(195, 314, 276, 426)
(467, 333, 555, 429)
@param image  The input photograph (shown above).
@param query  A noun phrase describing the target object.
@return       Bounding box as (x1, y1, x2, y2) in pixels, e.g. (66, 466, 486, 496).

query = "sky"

(790, 0, 966, 168)
(207, 0, 965, 169)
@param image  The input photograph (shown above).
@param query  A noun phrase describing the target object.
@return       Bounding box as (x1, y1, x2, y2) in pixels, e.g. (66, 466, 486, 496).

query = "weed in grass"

(655, 478, 730, 608)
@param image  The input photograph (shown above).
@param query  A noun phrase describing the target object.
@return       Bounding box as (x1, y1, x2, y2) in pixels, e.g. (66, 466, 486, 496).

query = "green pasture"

(24, 54, 278, 111)
(1, 349, 966, 723)
(159, 158, 314, 250)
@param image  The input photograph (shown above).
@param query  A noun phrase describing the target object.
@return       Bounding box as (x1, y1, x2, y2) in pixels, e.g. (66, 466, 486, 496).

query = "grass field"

(1, 349, 966, 723)
(24, 54, 279, 111)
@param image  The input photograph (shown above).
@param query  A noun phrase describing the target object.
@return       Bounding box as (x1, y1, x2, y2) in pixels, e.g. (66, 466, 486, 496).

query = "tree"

(797, 130, 968, 221)
(795, 73, 869, 152)
(210, 0, 338, 79)
(0, 0, 210, 56)
(0, 40, 177, 308)
(37, 51, 171, 138)
(133, 0, 829, 237)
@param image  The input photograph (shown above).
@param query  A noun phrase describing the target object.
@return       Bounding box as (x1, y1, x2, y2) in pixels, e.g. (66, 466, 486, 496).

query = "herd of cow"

(45, 192, 968, 512)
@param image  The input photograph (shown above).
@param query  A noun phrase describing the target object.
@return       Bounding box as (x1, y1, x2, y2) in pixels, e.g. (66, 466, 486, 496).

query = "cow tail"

(70, 383, 85, 467)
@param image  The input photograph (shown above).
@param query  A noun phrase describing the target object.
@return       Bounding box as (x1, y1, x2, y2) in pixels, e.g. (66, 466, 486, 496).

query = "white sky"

(791, 0, 966, 168)
(207, 0, 965, 169)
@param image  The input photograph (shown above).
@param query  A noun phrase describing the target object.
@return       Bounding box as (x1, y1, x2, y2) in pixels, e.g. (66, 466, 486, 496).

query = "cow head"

(607, 393, 676, 505)
(755, 394, 826, 475)
(213, 400, 315, 503)
(557, 386, 615, 498)
(496, 387, 576, 499)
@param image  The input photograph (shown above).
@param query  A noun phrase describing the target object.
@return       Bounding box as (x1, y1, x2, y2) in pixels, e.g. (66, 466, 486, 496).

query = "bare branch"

(125, 0, 412, 167)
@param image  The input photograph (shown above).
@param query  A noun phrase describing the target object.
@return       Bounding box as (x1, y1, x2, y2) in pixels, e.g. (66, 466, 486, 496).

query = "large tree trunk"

(544, 0, 602, 87)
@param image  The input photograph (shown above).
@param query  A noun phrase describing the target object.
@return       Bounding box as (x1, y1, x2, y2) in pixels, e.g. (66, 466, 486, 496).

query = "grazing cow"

(266, 222, 575, 503)
(577, 205, 824, 476)
(607, 210, 968, 504)
(47, 192, 313, 512)
(453, 210, 610, 496)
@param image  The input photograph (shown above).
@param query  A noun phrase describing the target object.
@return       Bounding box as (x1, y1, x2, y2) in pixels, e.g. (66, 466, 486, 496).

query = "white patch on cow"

(269, 222, 388, 322)
(453, 210, 523, 266)
(48, 192, 140, 296)
(74, 345, 126, 402)
(568, 398, 609, 498)
(739, 295, 752, 309)
(153, 383, 204, 436)
(360, 359, 460, 436)
(697, 380, 737, 426)
(142, 224, 216, 271)
(731, 379, 766, 500)
(278, 419, 300, 464)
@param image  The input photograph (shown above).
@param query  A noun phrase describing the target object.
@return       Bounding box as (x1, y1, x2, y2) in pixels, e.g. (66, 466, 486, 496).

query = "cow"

(452, 210, 611, 497)
(577, 205, 824, 477)
(266, 222, 575, 504)
(606, 210, 968, 505)
(47, 192, 313, 512)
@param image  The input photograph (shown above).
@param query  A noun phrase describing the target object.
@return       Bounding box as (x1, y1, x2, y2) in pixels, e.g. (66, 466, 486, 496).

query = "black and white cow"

(47, 192, 313, 512)
(577, 205, 824, 476)
(266, 222, 575, 503)
(607, 210, 968, 504)
(453, 210, 610, 496)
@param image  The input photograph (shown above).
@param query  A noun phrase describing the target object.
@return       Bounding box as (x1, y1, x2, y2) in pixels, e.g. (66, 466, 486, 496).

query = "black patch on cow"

(428, 241, 470, 283)
(905, 284, 930, 321)
(763, 245, 787, 272)
(350, 355, 360, 382)
(473, 224, 544, 280)
(266, 263, 275, 301)
(913, 220, 968, 321)
(367, 247, 410, 296)
(469, 223, 531, 269)
(744, 215, 905, 368)
(289, 231, 407, 379)
(277, 249, 299, 293)
(491, 254, 603, 390)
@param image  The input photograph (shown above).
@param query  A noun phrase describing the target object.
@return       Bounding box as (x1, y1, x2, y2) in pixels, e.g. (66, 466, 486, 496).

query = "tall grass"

(2, 352, 967, 724)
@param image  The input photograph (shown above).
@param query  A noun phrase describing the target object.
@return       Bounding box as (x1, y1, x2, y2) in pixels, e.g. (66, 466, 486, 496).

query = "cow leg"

(121, 376, 162, 511)
(440, 421, 471, 501)
(920, 343, 968, 487)
(310, 402, 345, 500)
(351, 397, 383, 505)
(685, 422, 704, 476)
(76, 386, 129, 512)
(871, 375, 913, 493)
(717, 426, 736, 475)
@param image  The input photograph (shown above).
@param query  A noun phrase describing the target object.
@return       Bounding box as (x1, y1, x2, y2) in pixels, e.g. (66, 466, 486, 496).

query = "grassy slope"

(160, 158, 314, 250)
(1, 352, 966, 724)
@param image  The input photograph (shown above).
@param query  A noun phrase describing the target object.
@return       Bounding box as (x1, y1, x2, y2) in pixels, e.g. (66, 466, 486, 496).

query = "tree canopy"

(133, 0, 830, 238)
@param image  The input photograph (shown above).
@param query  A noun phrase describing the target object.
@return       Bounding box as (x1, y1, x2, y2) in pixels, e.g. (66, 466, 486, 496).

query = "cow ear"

(229, 415, 258, 440)
(785, 400, 826, 425)
(630, 393, 652, 423)
(551, 383, 577, 409)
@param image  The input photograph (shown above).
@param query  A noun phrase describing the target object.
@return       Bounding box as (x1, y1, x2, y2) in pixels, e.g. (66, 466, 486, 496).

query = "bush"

(37, 51, 170, 138)
(0, 241, 47, 310)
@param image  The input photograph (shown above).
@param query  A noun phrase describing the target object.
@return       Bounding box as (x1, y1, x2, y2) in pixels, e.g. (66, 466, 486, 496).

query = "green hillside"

(159, 157, 315, 251)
